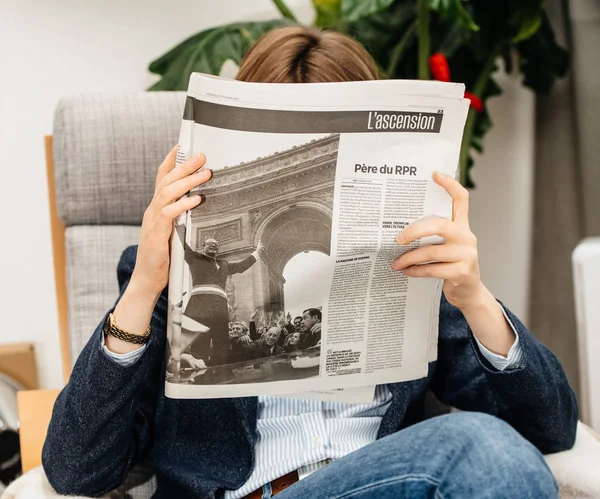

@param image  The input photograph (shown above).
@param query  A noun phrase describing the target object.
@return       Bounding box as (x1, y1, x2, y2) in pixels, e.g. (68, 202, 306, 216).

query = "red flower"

(429, 53, 483, 113)
(464, 91, 483, 112)
(429, 53, 451, 82)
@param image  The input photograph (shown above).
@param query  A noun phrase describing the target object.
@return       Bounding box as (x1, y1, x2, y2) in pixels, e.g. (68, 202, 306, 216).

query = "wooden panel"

(17, 389, 60, 473)
(45, 135, 71, 382)
(0, 343, 38, 389)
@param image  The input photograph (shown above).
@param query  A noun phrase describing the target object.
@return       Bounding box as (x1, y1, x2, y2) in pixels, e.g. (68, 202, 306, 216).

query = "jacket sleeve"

(183, 240, 197, 263)
(226, 255, 256, 275)
(431, 294, 578, 455)
(249, 320, 259, 341)
(42, 246, 167, 497)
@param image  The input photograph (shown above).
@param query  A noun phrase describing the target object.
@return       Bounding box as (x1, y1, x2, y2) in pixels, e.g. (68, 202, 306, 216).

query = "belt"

(242, 470, 299, 499)
(190, 284, 228, 300)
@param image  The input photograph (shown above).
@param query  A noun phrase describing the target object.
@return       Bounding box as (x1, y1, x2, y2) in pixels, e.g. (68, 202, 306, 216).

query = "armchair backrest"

(49, 92, 186, 381)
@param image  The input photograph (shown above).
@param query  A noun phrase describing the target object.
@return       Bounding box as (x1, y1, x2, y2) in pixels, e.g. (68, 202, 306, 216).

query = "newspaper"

(165, 73, 469, 399)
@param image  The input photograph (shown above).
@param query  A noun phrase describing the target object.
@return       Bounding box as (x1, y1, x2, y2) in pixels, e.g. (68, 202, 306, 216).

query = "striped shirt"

(101, 307, 523, 497)
(224, 385, 393, 498)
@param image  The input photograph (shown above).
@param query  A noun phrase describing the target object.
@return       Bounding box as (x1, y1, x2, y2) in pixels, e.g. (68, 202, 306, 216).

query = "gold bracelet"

(104, 312, 151, 345)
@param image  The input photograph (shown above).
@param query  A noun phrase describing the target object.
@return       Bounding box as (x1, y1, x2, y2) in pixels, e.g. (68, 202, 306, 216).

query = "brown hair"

(236, 26, 379, 83)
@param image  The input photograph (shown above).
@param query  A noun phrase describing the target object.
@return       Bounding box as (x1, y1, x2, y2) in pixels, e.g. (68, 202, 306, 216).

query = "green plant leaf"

(465, 109, 493, 186)
(517, 12, 569, 94)
(149, 42, 203, 91)
(464, 156, 475, 188)
(429, 0, 479, 31)
(341, 0, 396, 22)
(472, 108, 493, 149)
(471, 134, 484, 153)
(149, 27, 220, 76)
(348, 1, 417, 71)
(436, 19, 472, 57)
(509, 4, 542, 42)
(386, 19, 418, 77)
(513, 13, 542, 42)
(272, 0, 298, 21)
(146, 0, 568, 189)
(148, 19, 294, 91)
(313, 0, 343, 28)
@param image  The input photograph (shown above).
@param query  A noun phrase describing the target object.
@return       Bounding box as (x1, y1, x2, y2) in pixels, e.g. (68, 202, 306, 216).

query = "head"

(203, 238, 219, 258)
(293, 316, 303, 331)
(288, 332, 301, 346)
(302, 308, 322, 331)
(264, 327, 281, 346)
(236, 26, 378, 84)
(230, 321, 248, 339)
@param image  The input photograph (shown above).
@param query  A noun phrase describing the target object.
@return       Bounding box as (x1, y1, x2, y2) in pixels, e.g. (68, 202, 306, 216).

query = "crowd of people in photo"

(179, 306, 322, 369)
(227, 307, 322, 364)
(171, 231, 324, 370)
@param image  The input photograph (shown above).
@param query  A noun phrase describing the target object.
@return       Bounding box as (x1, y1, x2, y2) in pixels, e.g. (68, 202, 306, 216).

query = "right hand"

(130, 147, 211, 301)
(276, 312, 285, 328)
(181, 353, 207, 370)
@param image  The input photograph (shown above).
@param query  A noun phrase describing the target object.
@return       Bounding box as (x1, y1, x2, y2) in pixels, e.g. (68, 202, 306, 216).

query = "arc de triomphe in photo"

(188, 134, 339, 322)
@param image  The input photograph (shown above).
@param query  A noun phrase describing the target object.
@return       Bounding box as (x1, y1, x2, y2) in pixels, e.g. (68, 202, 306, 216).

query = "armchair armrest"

(545, 422, 600, 498)
(17, 389, 60, 473)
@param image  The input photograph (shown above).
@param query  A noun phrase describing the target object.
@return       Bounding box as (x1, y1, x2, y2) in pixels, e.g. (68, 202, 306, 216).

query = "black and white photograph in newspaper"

(166, 134, 340, 387)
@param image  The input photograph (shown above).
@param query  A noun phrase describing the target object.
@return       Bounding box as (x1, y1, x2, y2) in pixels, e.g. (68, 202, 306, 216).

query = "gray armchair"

(8, 93, 600, 498)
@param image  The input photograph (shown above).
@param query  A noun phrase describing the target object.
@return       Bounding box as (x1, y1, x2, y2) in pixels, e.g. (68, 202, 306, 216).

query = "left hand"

(256, 241, 265, 253)
(392, 171, 483, 312)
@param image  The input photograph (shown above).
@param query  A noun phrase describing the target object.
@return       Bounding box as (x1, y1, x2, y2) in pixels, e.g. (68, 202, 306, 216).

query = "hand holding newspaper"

(165, 73, 469, 399)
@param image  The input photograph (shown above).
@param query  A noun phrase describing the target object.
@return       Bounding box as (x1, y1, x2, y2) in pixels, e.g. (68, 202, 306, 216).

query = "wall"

(0, 0, 533, 389)
(0, 0, 313, 389)
(469, 72, 535, 322)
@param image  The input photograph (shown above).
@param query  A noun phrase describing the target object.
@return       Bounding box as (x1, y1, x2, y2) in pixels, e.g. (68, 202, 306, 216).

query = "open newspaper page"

(165, 73, 469, 399)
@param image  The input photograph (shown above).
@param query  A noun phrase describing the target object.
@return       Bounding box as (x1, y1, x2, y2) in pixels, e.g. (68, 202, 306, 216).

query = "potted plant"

(148, 0, 568, 186)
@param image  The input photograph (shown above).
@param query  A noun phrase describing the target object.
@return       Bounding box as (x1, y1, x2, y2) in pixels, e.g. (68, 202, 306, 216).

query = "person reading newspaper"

(42, 26, 576, 499)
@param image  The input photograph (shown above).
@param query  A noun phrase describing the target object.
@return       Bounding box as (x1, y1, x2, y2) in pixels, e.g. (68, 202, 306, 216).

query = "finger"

(158, 169, 212, 206)
(396, 217, 455, 245)
(433, 171, 470, 225)
(155, 145, 179, 190)
(156, 194, 205, 234)
(159, 152, 207, 191)
(392, 244, 467, 270)
(401, 262, 458, 279)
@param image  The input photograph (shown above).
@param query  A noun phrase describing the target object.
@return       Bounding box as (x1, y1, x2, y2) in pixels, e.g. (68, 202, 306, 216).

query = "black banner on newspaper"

(183, 97, 443, 134)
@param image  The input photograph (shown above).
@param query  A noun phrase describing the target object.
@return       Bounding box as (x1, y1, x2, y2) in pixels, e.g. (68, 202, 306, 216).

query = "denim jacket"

(42, 246, 578, 498)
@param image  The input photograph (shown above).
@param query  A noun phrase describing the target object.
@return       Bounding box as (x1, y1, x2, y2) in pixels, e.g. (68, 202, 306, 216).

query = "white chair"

(573, 238, 600, 432)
